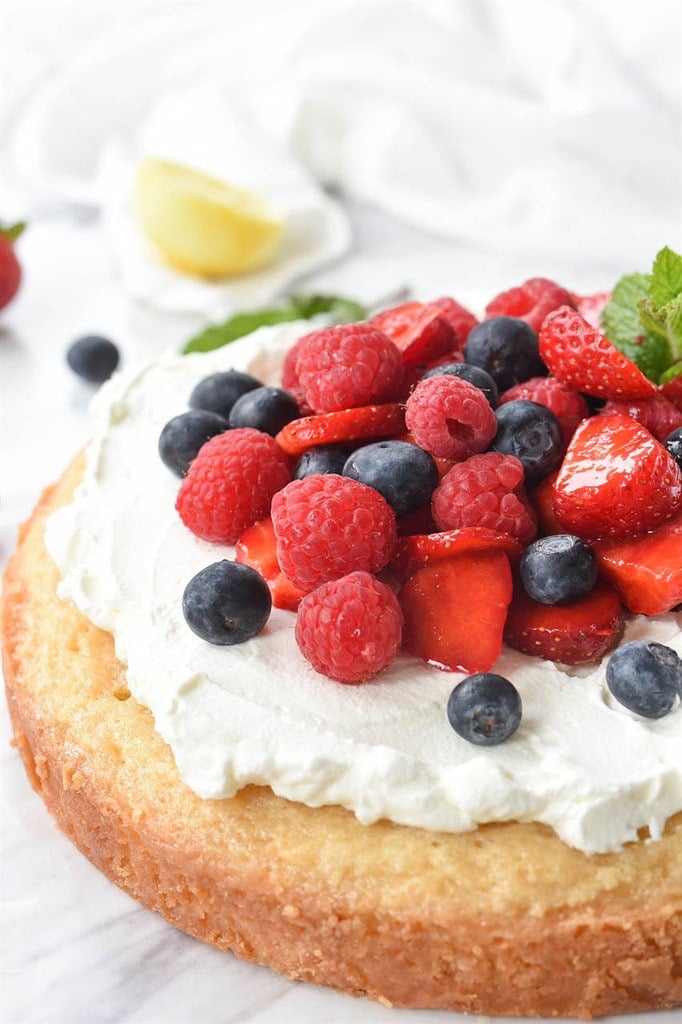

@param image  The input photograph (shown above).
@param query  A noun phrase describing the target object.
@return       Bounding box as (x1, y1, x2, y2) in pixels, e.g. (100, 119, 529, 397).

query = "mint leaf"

(617, 333, 672, 383)
(664, 293, 682, 361)
(288, 293, 367, 322)
(649, 246, 682, 309)
(601, 272, 650, 348)
(660, 360, 682, 384)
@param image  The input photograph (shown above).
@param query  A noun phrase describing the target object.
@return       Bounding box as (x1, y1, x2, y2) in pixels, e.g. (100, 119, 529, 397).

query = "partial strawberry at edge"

(429, 296, 479, 349)
(236, 517, 306, 611)
(371, 302, 456, 371)
(592, 511, 682, 616)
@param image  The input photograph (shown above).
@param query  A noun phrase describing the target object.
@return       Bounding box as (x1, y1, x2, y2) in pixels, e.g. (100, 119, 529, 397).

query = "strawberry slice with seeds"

(592, 511, 682, 615)
(275, 402, 405, 457)
(399, 549, 513, 672)
(235, 517, 306, 611)
(504, 581, 625, 665)
(539, 306, 657, 399)
(552, 413, 682, 540)
(372, 302, 455, 370)
(391, 527, 522, 582)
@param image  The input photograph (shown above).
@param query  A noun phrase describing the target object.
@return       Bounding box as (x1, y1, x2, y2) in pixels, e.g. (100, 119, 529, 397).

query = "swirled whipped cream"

(45, 322, 682, 854)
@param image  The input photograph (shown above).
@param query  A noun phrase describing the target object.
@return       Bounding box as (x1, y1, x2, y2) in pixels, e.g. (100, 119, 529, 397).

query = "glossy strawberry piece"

(391, 527, 522, 582)
(528, 471, 564, 537)
(275, 402, 405, 456)
(552, 413, 682, 540)
(399, 549, 513, 672)
(599, 392, 682, 441)
(504, 581, 625, 665)
(592, 512, 682, 615)
(235, 517, 306, 611)
(371, 302, 456, 371)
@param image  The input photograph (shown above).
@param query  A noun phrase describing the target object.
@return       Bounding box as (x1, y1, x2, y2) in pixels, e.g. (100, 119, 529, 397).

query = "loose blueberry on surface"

(158, 409, 229, 477)
(447, 673, 522, 746)
(422, 361, 499, 408)
(295, 444, 351, 478)
(606, 641, 682, 719)
(228, 386, 300, 435)
(342, 440, 439, 517)
(463, 317, 547, 392)
(189, 369, 262, 419)
(491, 399, 563, 482)
(664, 426, 682, 469)
(182, 560, 272, 645)
(519, 534, 598, 606)
(66, 335, 120, 383)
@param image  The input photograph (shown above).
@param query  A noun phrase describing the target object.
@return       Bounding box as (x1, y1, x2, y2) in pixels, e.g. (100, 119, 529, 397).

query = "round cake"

(2, 319, 682, 1019)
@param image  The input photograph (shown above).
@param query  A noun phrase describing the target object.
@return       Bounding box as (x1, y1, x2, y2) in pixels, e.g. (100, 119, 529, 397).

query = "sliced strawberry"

(371, 302, 455, 370)
(486, 278, 576, 333)
(504, 581, 625, 665)
(659, 375, 682, 413)
(430, 296, 479, 349)
(235, 517, 305, 611)
(528, 471, 564, 537)
(539, 306, 657, 399)
(275, 402, 405, 456)
(599, 393, 682, 441)
(552, 413, 682, 540)
(399, 549, 513, 672)
(391, 527, 522, 582)
(592, 511, 682, 615)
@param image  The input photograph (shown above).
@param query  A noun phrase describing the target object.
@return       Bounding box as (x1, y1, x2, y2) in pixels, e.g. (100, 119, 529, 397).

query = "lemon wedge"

(134, 158, 286, 277)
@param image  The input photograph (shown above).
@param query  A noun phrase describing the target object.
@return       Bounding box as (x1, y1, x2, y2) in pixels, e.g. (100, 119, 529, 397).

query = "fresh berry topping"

(158, 409, 229, 477)
(552, 413, 682, 540)
(446, 673, 522, 746)
(281, 334, 307, 390)
(404, 376, 497, 461)
(504, 580, 625, 665)
(294, 444, 351, 478)
(422, 361, 499, 408)
(429, 296, 479, 348)
(294, 323, 404, 412)
(342, 440, 439, 518)
(271, 474, 397, 592)
(0, 226, 22, 310)
(390, 526, 522, 582)
(182, 560, 271, 645)
(539, 307, 657, 399)
(189, 369, 262, 419)
(660, 375, 682, 413)
(498, 376, 589, 446)
(492, 400, 564, 482)
(228, 385, 300, 435)
(176, 428, 291, 544)
(399, 550, 513, 672)
(371, 302, 455, 370)
(431, 453, 537, 545)
(571, 290, 610, 329)
(485, 277, 576, 334)
(235, 517, 306, 611)
(66, 335, 120, 383)
(275, 403, 405, 457)
(519, 534, 597, 605)
(295, 571, 403, 683)
(527, 471, 564, 537)
(599, 393, 682, 442)
(592, 511, 682, 615)
(665, 426, 682, 468)
(464, 317, 547, 392)
(606, 641, 682, 719)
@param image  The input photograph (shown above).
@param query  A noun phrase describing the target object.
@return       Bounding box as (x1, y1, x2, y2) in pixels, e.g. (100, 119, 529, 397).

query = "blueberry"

(228, 386, 300, 435)
(295, 444, 350, 478)
(519, 534, 598, 605)
(422, 361, 499, 408)
(66, 335, 120, 383)
(606, 641, 682, 719)
(664, 426, 682, 469)
(492, 399, 563, 482)
(447, 673, 522, 746)
(189, 370, 262, 419)
(342, 440, 439, 517)
(182, 560, 271, 645)
(464, 317, 547, 392)
(158, 410, 229, 477)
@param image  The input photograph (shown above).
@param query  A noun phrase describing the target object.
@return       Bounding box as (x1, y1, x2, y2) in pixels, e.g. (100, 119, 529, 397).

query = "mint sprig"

(183, 292, 367, 354)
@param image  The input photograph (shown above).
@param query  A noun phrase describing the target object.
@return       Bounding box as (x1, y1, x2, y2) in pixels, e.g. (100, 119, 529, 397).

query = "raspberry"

(295, 571, 403, 683)
(485, 277, 576, 333)
(404, 375, 497, 461)
(294, 323, 404, 413)
(498, 376, 589, 445)
(599, 393, 682, 442)
(432, 453, 537, 545)
(271, 474, 397, 592)
(176, 428, 291, 544)
(430, 296, 479, 349)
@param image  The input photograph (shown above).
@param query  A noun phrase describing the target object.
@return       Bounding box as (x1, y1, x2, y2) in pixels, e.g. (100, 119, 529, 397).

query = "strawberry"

(391, 527, 522, 583)
(235, 517, 306, 611)
(371, 302, 455, 370)
(592, 512, 682, 615)
(504, 581, 625, 665)
(0, 221, 24, 310)
(552, 413, 682, 540)
(539, 306, 657, 399)
(429, 296, 479, 349)
(599, 393, 682, 441)
(527, 471, 564, 537)
(275, 402, 405, 457)
(659, 375, 682, 414)
(399, 549, 513, 672)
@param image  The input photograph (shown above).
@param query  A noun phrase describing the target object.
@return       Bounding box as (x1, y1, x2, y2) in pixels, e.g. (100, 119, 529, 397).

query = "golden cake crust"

(2, 458, 682, 1019)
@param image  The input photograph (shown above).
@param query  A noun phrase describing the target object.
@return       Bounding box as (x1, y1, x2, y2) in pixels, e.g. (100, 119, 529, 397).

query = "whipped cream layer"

(46, 322, 682, 854)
